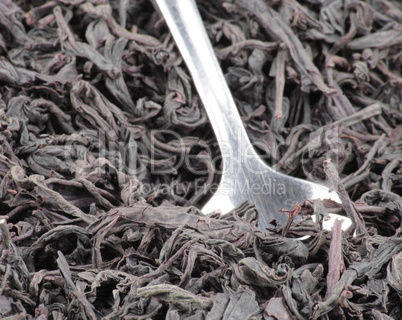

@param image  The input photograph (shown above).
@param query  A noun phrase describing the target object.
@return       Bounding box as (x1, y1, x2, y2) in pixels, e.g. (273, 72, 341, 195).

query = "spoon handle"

(155, 0, 254, 168)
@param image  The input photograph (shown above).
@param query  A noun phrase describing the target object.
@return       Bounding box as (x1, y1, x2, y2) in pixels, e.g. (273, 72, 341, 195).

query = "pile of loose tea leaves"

(0, 0, 401, 319)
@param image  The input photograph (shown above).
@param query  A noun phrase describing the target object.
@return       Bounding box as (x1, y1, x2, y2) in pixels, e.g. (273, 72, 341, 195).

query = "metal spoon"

(155, 0, 351, 230)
